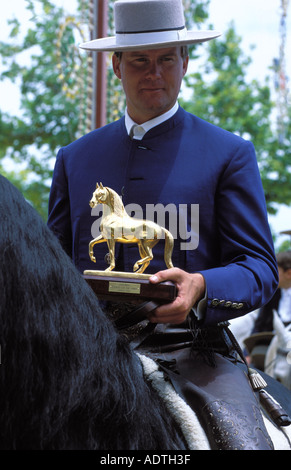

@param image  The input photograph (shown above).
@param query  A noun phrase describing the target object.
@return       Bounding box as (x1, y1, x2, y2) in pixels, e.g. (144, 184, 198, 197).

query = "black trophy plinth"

(83, 270, 176, 304)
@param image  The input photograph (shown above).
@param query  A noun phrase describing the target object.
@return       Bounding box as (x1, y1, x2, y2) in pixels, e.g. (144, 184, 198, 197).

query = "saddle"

(104, 301, 291, 450)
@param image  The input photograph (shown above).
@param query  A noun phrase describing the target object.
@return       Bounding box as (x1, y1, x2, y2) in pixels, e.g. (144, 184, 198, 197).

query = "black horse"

(0, 175, 186, 450)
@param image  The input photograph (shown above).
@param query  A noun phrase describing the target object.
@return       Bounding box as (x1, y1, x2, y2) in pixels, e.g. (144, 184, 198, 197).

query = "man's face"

(278, 266, 291, 289)
(112, 46, 188, 124)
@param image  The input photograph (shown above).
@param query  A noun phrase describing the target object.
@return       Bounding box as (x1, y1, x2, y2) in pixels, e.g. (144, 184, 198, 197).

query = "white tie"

(131, 124, 146, 140)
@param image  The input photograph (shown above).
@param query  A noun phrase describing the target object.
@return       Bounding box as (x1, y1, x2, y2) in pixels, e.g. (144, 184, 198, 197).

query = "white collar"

(281, 288, 291, 297)
(125, 102, 179, 140)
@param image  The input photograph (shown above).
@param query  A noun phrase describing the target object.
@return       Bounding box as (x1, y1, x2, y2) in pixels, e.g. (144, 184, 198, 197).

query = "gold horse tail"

(163, 228, 174, 269)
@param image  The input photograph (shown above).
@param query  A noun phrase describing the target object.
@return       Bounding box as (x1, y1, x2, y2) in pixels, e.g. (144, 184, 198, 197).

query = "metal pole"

(92, 0, 108, 129)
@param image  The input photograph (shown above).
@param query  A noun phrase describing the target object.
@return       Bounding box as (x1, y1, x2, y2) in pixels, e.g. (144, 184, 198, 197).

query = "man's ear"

(182, 55, 189, 77)
(112, 54, 122, 80)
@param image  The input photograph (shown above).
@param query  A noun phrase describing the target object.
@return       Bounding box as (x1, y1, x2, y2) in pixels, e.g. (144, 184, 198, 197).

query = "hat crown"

(115, 0, 185, 34)
(79, 0, 221, 52)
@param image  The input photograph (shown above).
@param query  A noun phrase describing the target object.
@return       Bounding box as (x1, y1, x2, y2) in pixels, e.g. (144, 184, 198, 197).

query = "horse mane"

(105, 186, 125, 216)
(0, 175, 184, 450)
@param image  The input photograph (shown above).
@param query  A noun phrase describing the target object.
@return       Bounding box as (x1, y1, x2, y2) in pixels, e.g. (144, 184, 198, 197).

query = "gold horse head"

(89, 182, 106, 208)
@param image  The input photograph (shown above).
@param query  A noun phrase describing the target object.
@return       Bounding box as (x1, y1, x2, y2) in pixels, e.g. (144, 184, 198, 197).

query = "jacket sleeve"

(47, 148, 73, 257)
(198, 140, 278, 327)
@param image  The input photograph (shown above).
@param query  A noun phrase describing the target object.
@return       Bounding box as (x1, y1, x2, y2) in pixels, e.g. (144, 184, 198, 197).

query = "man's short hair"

(114, 46, 189, 61)
(276, 251, 291, 271)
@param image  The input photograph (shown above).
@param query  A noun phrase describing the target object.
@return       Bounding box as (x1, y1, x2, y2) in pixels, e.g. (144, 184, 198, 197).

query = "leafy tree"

(0, 0, 92, 217)
(180, 24, 291, 214)
(0, 0, 209, 219)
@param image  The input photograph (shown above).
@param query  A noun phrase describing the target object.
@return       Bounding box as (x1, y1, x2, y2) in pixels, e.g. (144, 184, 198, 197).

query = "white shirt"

(125, 102, 179, 140)
(278, 288, 291, 323)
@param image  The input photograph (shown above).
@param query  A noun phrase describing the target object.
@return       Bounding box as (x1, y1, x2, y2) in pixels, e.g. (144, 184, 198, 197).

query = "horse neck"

(105, 188, 124, 216)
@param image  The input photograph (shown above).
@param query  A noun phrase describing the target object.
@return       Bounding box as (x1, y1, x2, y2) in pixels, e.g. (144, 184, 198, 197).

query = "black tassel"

(187, 313, 217, 368)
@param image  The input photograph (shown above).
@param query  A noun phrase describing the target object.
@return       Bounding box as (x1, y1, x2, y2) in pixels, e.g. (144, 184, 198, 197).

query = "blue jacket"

(48, 107, 278, 325)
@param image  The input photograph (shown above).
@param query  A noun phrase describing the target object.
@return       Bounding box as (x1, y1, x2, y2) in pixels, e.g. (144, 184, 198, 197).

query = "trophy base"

(83, 270, 176, 303)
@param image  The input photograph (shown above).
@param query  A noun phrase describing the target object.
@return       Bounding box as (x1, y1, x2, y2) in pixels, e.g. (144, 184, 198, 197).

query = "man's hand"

(148, 267, 205, 324)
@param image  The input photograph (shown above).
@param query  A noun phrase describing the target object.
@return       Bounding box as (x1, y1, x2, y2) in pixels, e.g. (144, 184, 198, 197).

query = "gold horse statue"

(89, 183, 174, 274)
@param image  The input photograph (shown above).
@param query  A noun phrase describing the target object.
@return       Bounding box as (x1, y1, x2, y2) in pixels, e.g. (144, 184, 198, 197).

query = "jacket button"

(224, 301, 232, 308)
(211, 298, 220, 307)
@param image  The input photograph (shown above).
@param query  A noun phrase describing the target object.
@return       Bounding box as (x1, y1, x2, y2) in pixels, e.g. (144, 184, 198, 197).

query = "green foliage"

(0, 0, 91, 218)
(277, 239, 291, 252)
(180, 24, 291, 214)
(181, 26, 272, 136)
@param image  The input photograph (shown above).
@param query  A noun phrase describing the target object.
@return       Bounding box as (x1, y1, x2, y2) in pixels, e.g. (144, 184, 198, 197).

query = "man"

(243, 251, 291, 369)
(48, 0, 279, 449)
(253, 250, 291, 333)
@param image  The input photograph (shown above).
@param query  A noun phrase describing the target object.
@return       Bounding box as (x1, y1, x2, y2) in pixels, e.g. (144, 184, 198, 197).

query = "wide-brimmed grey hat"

(79, 0, 221, 52)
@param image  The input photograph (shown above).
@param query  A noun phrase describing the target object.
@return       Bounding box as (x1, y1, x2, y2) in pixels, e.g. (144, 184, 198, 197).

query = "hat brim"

(244, 332, 274, 354)
(79, 30, 221, 52)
